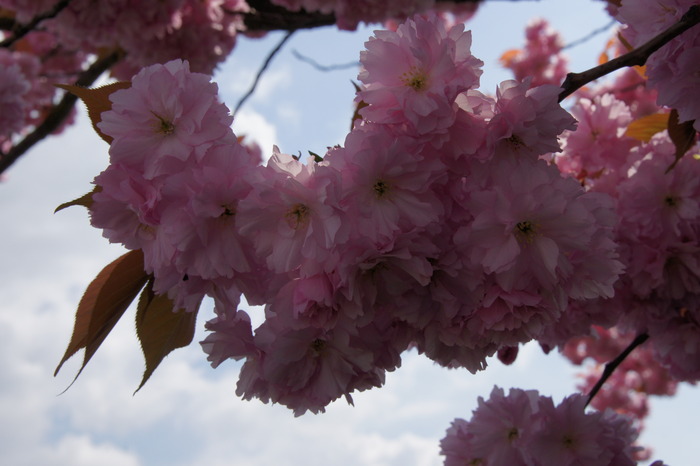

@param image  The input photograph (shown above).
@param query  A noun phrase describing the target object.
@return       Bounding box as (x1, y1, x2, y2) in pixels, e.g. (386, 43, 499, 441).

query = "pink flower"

(502, 18, 568, 87)
(332, 124, 446, 244)
(442, 387, 639, 466)
(0, 60, 30, 136)
(357, 13, 483, 134)
(466, 387, 540, 464)
(464, 157, 621, 301)
(557, 93, 637, 191)
(201, 309, 258, 368)
(234, 315, 385, 416)
(236, 149, 344, 275)
(488, 79, 576, 157)
(528, 394, 637, 466)
(98, 59, 233, 178)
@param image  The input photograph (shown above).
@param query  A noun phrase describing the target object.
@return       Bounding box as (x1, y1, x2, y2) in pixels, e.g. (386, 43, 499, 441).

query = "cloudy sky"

(2, 1, 698, 465)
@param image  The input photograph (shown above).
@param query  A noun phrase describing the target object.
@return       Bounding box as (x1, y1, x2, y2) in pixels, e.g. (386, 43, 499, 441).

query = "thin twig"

(232, 31, 295, 118)
(585, 333, 649, 408)
(0, 50, 121, 175)
(559, 5, 700, 102)
(0, 0, 72, 48)
(291, 49, 358, 72)
(563, 20, 617, 50)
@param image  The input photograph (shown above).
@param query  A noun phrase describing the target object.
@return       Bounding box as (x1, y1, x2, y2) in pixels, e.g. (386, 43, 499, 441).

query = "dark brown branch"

(240, 0, 335, 31)
(585, 333, 649, 408)
(233, 31, 294, 118)
(559, 5, 700, 102)
(0, 0, 72, 48)
(0, 17, 17, 31)
(235, 0, 534, 32)
(0, 50, 121, 175)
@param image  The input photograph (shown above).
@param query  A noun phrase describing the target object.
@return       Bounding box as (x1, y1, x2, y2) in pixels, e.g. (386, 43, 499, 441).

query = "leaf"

(55, 186, 101, 213)
(499, 49, 521, 67)
(666, 109, 697, 173)
(308, 150, 323, 163)
(55, 250, 148, 383)
(598, 37, 616, 65)
(350, 80, 368, 130)
(56, 81, 131, 144)
(134, 281, 198, 392)
(624, 112, 669, 142)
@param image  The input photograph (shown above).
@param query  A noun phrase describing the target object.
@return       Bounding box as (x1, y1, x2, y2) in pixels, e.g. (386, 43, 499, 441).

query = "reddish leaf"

(134, 281, 199, 392)
(56, 81, 131, 144)
(666, 109, 697, 173)
(54, 186, 101, 213)
(55, 250, 148, 382)
(624, 112, 669, 142)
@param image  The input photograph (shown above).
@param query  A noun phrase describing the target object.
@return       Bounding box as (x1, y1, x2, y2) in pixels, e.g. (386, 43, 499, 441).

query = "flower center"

(151, 112, 175, 135)
(401, 67, 428, 91)
(285, 203, 310, 229)
(220, 203, 235, 218)
(514, 220, 538, 244)
(664, 195, 680, 207)
(506, 134, 526, 149)
(562, 434, 576, 449)
(311, 338, 326, 354)
(507, 427, 519, 441)
(373, 179, 390, 198)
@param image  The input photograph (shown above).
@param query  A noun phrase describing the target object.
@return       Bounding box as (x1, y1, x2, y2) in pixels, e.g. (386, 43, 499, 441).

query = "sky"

(1, 1, 698, 465)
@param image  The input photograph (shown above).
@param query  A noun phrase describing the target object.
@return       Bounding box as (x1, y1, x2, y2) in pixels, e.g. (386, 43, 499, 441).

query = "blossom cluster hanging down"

(88, 14, 625, 416)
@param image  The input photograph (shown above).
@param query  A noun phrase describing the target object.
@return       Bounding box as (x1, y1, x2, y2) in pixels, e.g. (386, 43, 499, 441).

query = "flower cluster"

(440, 386, 640, 465)
(500, 18, 569, 88)
(89, 14, 625, 416)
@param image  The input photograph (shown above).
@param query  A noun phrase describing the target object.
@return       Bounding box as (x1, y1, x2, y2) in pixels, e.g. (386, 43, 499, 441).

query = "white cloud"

(231, 107, 279, 161)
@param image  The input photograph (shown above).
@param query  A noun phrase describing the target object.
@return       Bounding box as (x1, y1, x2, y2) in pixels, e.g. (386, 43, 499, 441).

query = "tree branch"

(0, 0, 72, 48)
(0, 50, 121, 175)
(291, 49, 358, 72)
(559, 5, 700, 102)
(236, 0, 538, 32)
(233, 31, 294, 118)
(585, 333, 649, 408)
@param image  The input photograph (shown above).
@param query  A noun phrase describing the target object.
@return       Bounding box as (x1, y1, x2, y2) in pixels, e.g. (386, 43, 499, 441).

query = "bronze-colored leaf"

(350, 80, 368, 130)
(666, 109, 697, 173)
(55, 250, 148, 383)
(624, 112, 669, 142)
(134, 281, 198, 392)
(499, 49, 521, 67)
(55, 186, 102, 213)
(56, 81, 131, 144)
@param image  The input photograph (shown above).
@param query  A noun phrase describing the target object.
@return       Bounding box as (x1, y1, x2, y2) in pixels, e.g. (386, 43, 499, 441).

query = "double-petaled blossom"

(357, 13, 483, 134)
(441, 386, 640, 466)
(98, 59, 233, 179)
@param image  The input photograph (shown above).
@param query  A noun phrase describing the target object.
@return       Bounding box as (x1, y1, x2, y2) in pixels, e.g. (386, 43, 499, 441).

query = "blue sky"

(1, 1, 698, 464)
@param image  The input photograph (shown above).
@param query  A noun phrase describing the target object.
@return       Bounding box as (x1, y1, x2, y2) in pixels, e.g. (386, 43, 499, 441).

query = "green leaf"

(56, 81, 131, 144)
(55, 250, 148, 386)
(134, 280, 199, 392)
(666, 109, 697, 173)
